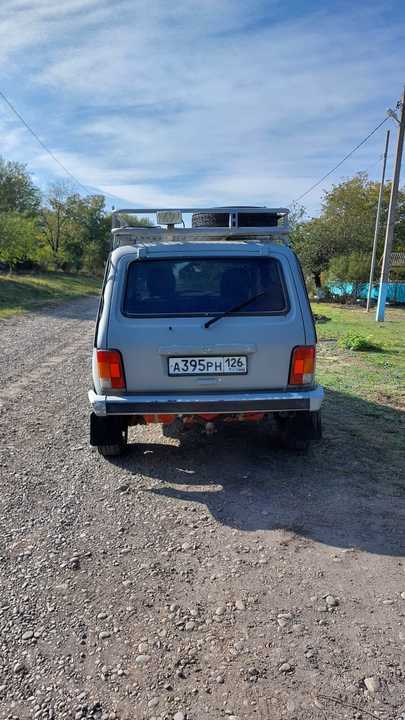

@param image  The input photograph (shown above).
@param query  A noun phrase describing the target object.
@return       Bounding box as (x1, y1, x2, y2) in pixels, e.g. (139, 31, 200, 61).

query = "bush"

(337, 333, 381, 352)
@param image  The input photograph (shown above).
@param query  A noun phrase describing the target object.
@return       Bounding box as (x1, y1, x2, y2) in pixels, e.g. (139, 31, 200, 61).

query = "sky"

(0, 0, 404, 217)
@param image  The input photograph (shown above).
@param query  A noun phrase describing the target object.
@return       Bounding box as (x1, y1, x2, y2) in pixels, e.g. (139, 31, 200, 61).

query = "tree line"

(1, 156, 405, 291)
(291, 172, 405, 298)
(0, 157, 115, 274)
(0, 157, 148, 275)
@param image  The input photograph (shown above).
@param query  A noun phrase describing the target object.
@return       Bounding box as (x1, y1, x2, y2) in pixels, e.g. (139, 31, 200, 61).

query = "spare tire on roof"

(191, 212, 229, 228)
(191, 209, 279, 228)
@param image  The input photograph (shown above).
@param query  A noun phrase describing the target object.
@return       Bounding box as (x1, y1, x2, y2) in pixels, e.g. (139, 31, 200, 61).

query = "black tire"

(192, 212, 230, 228)
(97, 442, 126, 457)
(90, 414, 128, 457)
(191, 210, 279, 228)
(276, 410, 322, 451)
(97, 424, 128, 457)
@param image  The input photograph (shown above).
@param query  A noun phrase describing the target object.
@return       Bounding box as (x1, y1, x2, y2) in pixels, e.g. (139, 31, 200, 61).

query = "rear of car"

(89, 208, 323, 456)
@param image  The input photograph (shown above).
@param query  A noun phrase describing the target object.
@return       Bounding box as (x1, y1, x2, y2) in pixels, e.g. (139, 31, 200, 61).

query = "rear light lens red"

(289, 346, 316, 386)
(96, 350, 126, 390)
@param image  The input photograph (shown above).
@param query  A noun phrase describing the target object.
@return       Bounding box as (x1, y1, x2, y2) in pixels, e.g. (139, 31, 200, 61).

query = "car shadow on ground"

(111, 389, 405, 556)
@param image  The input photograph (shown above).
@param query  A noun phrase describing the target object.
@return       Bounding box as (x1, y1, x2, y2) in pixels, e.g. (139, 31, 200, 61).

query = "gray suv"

(89, 207, 323, 456)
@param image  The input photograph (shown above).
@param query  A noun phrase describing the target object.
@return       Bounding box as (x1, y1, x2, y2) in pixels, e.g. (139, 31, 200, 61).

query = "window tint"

(123, 257, 288, 316)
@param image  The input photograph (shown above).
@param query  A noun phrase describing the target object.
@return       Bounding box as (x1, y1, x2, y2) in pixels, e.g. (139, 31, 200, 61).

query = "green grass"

(312, 302, 405, 409)
(0, 272, 100, 319)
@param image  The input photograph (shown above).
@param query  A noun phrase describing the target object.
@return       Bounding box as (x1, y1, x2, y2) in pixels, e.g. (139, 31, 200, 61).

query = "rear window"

(123, 257, 288, 317)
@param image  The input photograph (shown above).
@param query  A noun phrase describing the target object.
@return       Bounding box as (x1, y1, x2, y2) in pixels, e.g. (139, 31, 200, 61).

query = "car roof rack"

(111, 206, 290, 249)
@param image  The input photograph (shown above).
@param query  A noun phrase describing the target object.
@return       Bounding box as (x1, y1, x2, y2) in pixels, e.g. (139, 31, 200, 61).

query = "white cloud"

(0, 0, 404, 211)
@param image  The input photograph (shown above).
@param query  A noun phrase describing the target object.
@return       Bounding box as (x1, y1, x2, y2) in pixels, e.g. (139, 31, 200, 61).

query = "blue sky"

(0, 0, 404, 216)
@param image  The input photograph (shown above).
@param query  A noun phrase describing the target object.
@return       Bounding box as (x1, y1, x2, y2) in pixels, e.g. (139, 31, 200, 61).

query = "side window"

(292, 251, 317, 342)
(94, 256, 111, 346)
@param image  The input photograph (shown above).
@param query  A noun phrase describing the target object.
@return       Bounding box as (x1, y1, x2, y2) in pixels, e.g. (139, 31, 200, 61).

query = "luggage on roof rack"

(111, 206, 290, 248)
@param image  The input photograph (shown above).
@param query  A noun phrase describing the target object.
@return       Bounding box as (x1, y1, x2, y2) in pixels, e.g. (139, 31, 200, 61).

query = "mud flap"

(90, 413, 126, 446)
(276, 410, 322, 450)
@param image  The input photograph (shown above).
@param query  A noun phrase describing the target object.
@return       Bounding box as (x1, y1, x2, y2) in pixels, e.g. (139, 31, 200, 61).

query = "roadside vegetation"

(0, 153, 404, 321)
(0, 272, 100, 319)
(0, 156, 150, 277)
(0, 156, 148, 316)
(291, 172, 405, 299)
(313, 302, 405, 409)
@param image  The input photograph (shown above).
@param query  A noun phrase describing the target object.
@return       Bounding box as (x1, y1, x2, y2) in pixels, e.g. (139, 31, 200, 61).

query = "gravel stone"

(215, 606, 226, 616)
(135, 654, 151, 665)
(279, 662, 293, 673)
(364, 676, 380, 693)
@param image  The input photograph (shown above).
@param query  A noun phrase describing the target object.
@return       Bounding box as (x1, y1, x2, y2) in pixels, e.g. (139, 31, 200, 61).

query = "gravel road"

(1, 296, 405, 720)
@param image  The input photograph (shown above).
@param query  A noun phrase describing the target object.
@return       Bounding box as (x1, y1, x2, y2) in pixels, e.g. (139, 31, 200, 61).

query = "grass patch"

(312, 302, 405, 409)
(0, 272, 100, 319)
(337, 332, 381, 352)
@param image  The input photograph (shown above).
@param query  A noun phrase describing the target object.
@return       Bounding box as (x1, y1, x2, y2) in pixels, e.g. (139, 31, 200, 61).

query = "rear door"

(107, 246, 306, 393)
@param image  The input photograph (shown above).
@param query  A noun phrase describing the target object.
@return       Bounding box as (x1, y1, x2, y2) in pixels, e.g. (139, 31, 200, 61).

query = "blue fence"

(328, 282, 405, 304)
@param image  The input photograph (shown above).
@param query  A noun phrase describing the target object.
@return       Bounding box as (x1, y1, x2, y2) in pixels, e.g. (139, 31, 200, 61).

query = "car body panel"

(92, 239, 321, 419)
(96, 242, 308, 395)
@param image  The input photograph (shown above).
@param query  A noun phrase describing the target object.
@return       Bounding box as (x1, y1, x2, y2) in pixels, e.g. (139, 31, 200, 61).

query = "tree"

(64, 194, 109, 273)
(293, 173, 405, 287)
(291, 217, 334, 288)
(39, 181, 74, 267)
(0, 212, 39, 270)
(288, 202, 306, 234)
(327, 252, 370, 301)
(0, 157, 41, 215)
(38, 186, 152, 273)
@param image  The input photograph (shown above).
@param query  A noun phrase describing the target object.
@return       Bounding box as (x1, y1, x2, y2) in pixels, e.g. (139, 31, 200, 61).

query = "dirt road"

(1, 297, 404, 720)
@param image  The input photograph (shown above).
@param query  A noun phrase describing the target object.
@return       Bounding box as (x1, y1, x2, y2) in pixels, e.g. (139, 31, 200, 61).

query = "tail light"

(289, 346, 316, 386)
(96, 350, 126, 391)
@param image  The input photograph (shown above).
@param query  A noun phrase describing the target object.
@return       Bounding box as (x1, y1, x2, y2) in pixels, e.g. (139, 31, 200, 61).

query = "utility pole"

(376, 89, 405, 322)
(366, 129, 390, 311)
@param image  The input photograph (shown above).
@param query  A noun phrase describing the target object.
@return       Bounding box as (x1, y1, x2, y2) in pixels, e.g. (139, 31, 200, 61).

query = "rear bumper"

(88, 386, 324, 417)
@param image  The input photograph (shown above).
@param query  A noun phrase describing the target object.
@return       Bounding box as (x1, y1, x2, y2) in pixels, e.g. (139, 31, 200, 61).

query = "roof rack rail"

(111, 206, 290, 248)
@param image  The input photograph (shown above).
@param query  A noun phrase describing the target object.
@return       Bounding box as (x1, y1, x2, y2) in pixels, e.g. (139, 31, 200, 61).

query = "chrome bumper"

(89, 386, 324, 417)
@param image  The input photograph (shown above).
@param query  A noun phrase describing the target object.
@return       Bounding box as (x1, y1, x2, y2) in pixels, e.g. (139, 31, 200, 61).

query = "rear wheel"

(275, 410, 322, 451)
(97, 433, 128, 458)
(90, 413, 128, 457)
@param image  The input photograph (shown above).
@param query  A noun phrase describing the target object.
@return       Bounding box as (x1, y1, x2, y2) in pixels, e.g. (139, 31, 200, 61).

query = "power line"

(0, 89, 89, 194)
(291, 116, 390, 205)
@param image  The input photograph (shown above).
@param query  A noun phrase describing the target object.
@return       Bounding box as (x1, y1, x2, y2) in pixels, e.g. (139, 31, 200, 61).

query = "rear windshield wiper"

(204, 291, 266, 329)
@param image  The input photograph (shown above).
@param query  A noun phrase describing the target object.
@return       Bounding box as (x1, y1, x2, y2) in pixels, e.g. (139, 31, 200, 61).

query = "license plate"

(168, 355, 247, 376)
